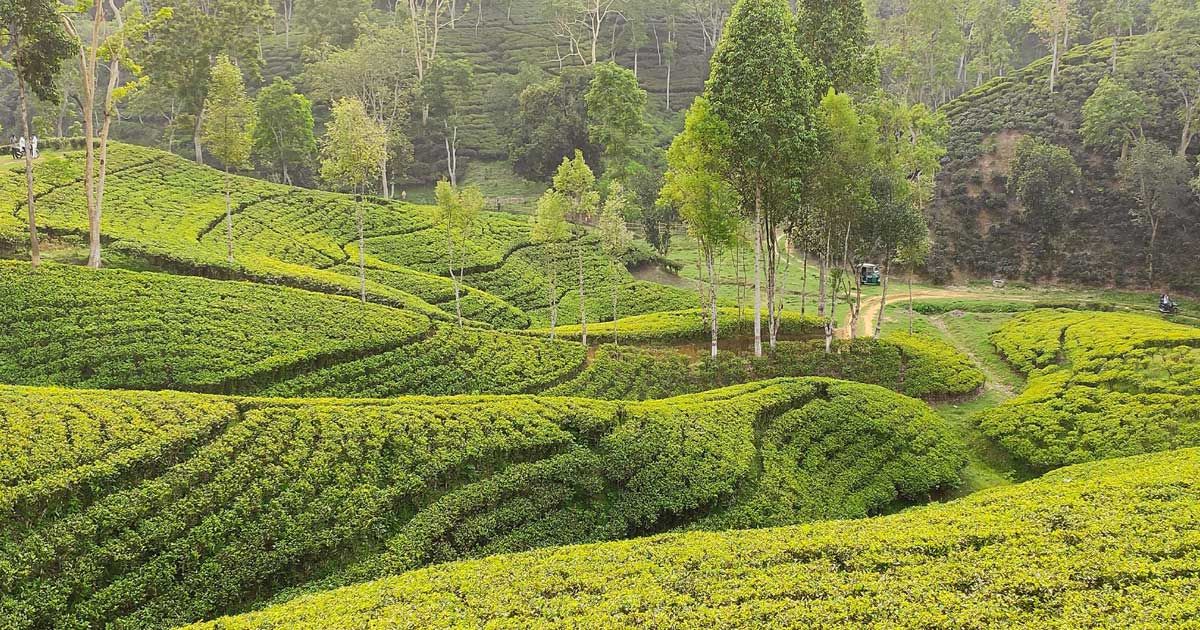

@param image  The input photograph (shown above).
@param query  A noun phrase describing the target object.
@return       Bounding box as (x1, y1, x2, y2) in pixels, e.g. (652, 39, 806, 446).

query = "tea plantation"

(189, 447, 1200, 629)
(982, 310, 1200, 470)
(0, 379, 963, 628)
(0, 144, 697, 328)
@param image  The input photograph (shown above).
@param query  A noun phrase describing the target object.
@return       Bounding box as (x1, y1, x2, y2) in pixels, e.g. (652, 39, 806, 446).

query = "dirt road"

(843, 289, 991, 339)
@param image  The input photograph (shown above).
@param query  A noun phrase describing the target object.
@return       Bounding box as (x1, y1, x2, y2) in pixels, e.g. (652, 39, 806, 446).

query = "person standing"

(30, 135, 38, 158)
(17, 136, 26, 158)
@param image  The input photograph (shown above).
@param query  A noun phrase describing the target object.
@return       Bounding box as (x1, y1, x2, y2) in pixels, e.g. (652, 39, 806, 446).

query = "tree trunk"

(380, 156, 390, 198)
(1179, 106, 1194, 157)
(578, 240, 588, 347)
(82, 68, 99, 268)
(1049, 33, 1059, 93)
(357, 193, 367, 303)
(908, 269, 914, 334)
(612, 261, 619, 346)
(449, 230, 463, 327)
(801, 247, 808, 318)
(194, 109, 205, 163)
(1148, 216, 1159, 287)
(708, 250, 718, 358)
(753, 183, 763, 357)
(549, 265, 558, 340)
(224, 169, 234, 263)
(766, 220, 778, 350)
(18, 78, 39, 268)
(875, 258, 891, 338)
(1110, 36, 1118, 73)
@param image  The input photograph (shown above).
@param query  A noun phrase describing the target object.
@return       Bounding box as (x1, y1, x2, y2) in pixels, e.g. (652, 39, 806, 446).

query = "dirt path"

(928, 316, 1016, 397)
(841, 288, 982, 339)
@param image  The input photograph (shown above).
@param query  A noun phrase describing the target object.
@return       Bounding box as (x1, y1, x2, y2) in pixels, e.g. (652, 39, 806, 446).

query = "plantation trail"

(842, 289, 980, 339)
(929, 316, 1017, 398)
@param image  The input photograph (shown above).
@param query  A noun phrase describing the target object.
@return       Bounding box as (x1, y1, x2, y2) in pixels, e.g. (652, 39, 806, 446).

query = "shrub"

(0, 379, 963, 628)
(981, 309, 1200, 470)
(189, 447, 1200, 629)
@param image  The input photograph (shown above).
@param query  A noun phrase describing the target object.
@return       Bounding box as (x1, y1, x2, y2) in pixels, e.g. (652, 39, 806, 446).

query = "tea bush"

(0, 378, 963, 628)
(0, 261, 429, 392)
(981, 309, 1200, 470)
(189, 447, 1200, 629)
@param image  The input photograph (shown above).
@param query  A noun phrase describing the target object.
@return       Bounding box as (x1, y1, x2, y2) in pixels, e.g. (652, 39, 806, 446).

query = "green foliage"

(982, 309, 1200, 470)
(507, 67, 599, 182)
(1, 379, 963, 628)
(0, 0, 77, 103)
(541, 309, 824, 343)
(320, 98, 387, 192)
(1010, 135, 1080, 237)
(661, 97, 740, 256)
(795, 0, 878, 93)
(0, 261, 429, 393)
(1080, 76, 1153, 154)
(187, 447, 1200, 629)
(251, 78, 316, 184)
(585, 62, 650, 179)
(201, 55, 255, 171)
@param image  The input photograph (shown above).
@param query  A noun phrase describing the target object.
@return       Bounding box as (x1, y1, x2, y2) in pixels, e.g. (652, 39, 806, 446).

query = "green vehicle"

(858, 263, 881, 287)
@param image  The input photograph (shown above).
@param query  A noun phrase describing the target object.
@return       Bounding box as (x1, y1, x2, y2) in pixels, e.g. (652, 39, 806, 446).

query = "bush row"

(981, 309, 1200, 470)
(189, 447, 1200, 629)
(0, 379, 964, 628)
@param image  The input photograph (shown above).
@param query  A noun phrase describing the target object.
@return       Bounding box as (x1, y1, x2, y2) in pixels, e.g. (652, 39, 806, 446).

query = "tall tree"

(1081, 76, 1152, 159)
(683, 0, 732, 52)
(550, 0, 626, 66)
(1028, 0, 1077, 93)
(1, 0, 76, 268)
(305, 24, 418, 197)
(406, 0, 458, 84)
(201, 55, 255, 265)
(1119, 137, 1192, 287)
(660, 97, 740, 357)
(1124, 23, 1200, 156)
(1010, 136, 1081, 275)
(550, 150, 600, 346)
(424, 57, 474, 186)
(531, 190, 571, 338)
(251, 77, 316, 185)
(809, 89, 878, 350)
(320, 98, 388, 303)
(1091, 0, 1135, 71)
(795, 0, 878, 94)
(598, 181, 635, 343)
(62, 0, 164, 269)
(705, 0, 817, 356)
(585, 62, 650, 182)
(435, 180, 484, 327)
(507, 67, 599, 181)
(140, 0, 272, 163)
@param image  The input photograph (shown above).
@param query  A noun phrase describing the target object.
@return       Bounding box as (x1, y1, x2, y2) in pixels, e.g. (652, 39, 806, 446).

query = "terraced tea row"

(982, 310, 1200, 470)
(0, 379, 964, 628)
(0, 263, 983, 400)
(0, 143, 697, 328)
(190, 447, 1200, 629)
(0, 262, 430, 392)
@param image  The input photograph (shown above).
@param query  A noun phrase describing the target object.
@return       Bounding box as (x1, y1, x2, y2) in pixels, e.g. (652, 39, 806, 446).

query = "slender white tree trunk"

(875, 259, 890, 338)
(708, 250, 719, 358)
(18, 78, 39, 268)
(753, 184, 763, 357)
(224, 169, 235, 263)
(358, 191, 367, 303)
(578, 241, 588, 347)
(194, 110, 205, 163)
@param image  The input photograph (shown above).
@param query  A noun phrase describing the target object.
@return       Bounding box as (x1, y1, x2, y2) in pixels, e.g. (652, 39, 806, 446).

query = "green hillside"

(981, 309, 1200, 470)
(0, 143, 697, 328)
(189, 447, 1200, 629)
(0, 379, 963, 628)
(930, 36, 1200, 290)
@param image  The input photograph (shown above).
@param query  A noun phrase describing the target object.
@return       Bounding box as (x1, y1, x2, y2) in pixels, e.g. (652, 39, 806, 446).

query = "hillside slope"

(930, 37, 1200, 291)
(0, 379, 964, 628)
(0, 143, 697, 327)
(190, 446, 1200, 629)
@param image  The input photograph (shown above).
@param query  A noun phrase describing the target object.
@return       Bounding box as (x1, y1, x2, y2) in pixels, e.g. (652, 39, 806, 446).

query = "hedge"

(980, 309, 1200, 470)
(0, 379, 964, 628)
(546, 335, 984, 401)
(190, 447, 1200, 629)
(0, 261, 430, 392)
(535, 308, 824, 343)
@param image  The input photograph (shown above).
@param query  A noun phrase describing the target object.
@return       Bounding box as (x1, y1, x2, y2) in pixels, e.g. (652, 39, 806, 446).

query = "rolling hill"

(0, 379, 964, 628)
(188, 446, 1200, 629)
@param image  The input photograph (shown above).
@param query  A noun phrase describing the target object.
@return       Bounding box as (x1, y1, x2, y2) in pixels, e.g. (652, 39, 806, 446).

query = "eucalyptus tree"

(424, 58, 474, 186)
(1081, 77, 1153, 159)
(660, 97, 740, 357)
(139, 0, 272, 164)
(320, 98, 389, 303)
(585, 62, 650, 182)
(1119, 137, 1193, 287)
(435, 181, 484, 327)
(1028, 0, 1077, 93)
(598, 181, 635, 345)
(61, 0, 165, 268)
(252, 78, 317, 185)
(1, 0, 75, 268)
(531, 190, 571, 339)
(795, 0, 878, 94)
(550, 151, 600, 346)
(705, 0, 817, 356)
(201, 55, 256, 264)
